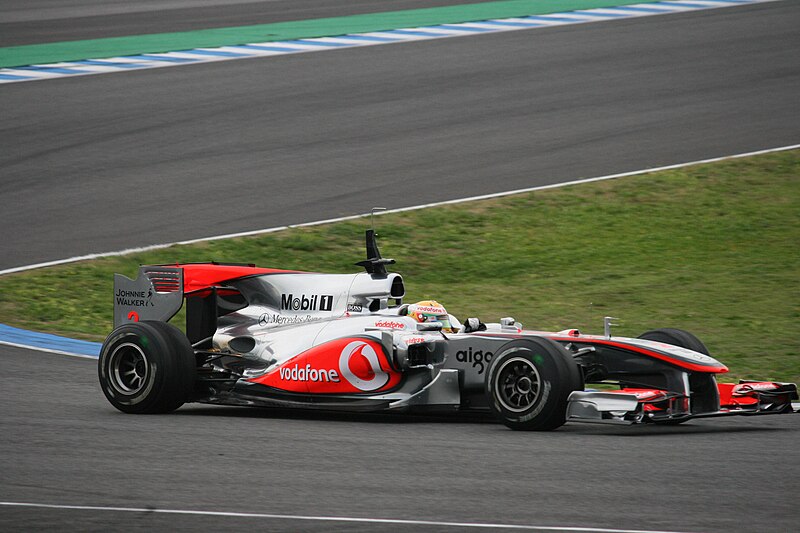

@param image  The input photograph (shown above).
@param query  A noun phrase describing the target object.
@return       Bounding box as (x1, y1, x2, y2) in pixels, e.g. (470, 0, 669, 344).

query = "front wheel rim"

(495, 356, 541, 413)
(108, 342, 149, 395)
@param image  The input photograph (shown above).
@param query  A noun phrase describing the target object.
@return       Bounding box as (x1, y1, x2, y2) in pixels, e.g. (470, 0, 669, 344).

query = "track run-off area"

(1, 0, 798, 531)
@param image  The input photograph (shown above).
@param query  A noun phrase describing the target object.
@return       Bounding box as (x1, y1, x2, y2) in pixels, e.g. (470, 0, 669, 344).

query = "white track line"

(0, 501, 697, 532)
(1, 143, 797, 278)
(1, 143, 798, 360)
(0, 1, 782, 85)
(0, 340, 97, 359)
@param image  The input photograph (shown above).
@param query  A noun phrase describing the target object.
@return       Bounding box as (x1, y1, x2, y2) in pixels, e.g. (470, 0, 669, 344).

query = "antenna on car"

(356, 207, 395, 278)
(370, 206, 386, 232)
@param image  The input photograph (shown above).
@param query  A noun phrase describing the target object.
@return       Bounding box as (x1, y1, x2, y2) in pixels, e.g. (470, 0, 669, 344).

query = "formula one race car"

(99, 230, 797, 430)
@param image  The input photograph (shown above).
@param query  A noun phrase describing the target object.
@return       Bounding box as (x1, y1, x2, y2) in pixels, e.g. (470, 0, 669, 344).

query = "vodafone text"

(278, 363, 340, 383)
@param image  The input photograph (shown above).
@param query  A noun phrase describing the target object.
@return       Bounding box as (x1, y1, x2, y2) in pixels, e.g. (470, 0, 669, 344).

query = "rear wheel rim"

(495, 356, 541, 413)
(109, 342, 149, 395)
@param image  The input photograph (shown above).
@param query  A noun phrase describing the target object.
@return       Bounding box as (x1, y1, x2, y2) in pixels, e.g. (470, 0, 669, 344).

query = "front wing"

(567, 381, 798, 424)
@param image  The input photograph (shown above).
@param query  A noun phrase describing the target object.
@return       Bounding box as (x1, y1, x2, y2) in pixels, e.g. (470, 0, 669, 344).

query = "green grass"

(1, 150, 798, 382)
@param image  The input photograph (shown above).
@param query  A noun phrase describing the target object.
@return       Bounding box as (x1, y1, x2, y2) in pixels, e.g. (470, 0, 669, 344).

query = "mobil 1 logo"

(456, 347, 493, 374)
(281, 293, 334, 312)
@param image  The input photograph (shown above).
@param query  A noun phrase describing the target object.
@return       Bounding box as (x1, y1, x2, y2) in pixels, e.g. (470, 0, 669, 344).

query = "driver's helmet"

(406, 300, 455, 332)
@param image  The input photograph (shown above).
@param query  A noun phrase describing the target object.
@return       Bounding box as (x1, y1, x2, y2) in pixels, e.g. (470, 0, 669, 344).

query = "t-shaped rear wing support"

(355, 229, 395, 278)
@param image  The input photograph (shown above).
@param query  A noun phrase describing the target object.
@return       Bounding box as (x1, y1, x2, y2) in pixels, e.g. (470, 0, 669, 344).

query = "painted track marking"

(0, 0, 780, 84)
(0, 501, 699, 533)
(1, 143, 798, 358)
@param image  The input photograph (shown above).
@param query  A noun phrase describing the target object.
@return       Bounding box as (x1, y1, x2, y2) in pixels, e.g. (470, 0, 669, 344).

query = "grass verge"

(1, 150, 798, 382)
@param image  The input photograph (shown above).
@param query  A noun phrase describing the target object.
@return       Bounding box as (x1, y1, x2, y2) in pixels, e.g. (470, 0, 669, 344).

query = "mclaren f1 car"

(99, 230, 797, 430)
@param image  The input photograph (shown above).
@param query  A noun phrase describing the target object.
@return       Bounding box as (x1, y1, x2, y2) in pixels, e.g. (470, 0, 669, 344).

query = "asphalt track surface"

(1, 1, 799, 531)
(0, 0, 501, 46)
(1, 344, 798, 532)
(2, 1, 799, 272)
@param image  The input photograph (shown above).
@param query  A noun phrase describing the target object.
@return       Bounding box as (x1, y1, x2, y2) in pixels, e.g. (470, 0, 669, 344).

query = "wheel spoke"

(109, 343, 149, 394)
(495, 356, 542, 413)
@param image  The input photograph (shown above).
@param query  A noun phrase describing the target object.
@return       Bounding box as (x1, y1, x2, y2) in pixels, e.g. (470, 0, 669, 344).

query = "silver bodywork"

(110, 257, 797, 423)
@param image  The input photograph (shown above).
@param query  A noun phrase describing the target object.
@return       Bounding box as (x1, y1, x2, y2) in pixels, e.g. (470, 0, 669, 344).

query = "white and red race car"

(99, 231, 797, 430)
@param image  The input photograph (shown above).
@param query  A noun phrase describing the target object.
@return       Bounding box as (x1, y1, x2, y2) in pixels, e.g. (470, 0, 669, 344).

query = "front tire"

(98, 321, 195, 414)
(638, 328, 710, 425)
(638, 327, 709, 355)
(485, 338, 582, 431)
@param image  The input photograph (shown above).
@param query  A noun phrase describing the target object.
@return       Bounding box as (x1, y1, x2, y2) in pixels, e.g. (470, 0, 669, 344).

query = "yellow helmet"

(406, 300, 455, 332)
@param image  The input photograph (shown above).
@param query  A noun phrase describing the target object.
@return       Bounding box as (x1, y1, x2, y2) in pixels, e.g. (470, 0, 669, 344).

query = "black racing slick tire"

(638, 328, 710, 355)
(485, 338, 583, 431)
(638, 328, 709, 425)
(98, 321, 196, 414)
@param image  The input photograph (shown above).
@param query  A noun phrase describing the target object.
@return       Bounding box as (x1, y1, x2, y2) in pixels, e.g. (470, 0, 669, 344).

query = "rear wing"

(113, 266, 183, 327)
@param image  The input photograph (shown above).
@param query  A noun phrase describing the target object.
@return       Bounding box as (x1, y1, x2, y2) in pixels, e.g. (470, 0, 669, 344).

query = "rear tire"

(98, 321, 195, 414)
(485, 338, 582, 431)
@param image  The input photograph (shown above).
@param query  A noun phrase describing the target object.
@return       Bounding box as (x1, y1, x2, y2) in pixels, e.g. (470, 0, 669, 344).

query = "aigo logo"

(338, 341, 390, 391)
(456, 347, 493, 374)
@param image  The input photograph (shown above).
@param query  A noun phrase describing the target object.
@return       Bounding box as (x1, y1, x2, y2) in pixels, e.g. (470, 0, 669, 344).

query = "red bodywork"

(480, 332, 729, 373)
(549, 336, 729, 373)
(717, 382, 785, 409)
(163, 263, 303, 294)
(605, 382, 788, 413)
(249, 337, 403, 394)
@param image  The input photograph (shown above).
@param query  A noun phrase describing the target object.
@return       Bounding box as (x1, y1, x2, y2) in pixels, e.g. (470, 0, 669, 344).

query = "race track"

(1, 1, 799, 531)
(1, 0, 798, 271)
(0, 0, 501, 46)
(1, 344, 798, 532)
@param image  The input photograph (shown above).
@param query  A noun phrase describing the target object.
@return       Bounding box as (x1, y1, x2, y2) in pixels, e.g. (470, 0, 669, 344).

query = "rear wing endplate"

(113, 266, 184, 327)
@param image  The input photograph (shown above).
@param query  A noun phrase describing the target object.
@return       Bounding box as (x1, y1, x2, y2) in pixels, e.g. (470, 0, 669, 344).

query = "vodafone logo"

(415, 305, 445, 314)
(736, 382, 778, 392)
(338, 341, 390, 392)
(374, 320, 405, 330)
(252, 338, 399, 394)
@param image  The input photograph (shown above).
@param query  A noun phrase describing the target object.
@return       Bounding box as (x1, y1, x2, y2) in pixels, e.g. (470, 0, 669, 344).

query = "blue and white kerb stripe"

(0, 0, 779, 84)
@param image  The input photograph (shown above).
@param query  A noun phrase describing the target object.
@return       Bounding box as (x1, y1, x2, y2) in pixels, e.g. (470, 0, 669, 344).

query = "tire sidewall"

(158, 321, 197, 401)
(485, 338, 580, 430)
(638, 328, 709, 355)
(637, 328, 711, 425)
(98, 321, 193, 414)
(99, 323, 168, 412)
